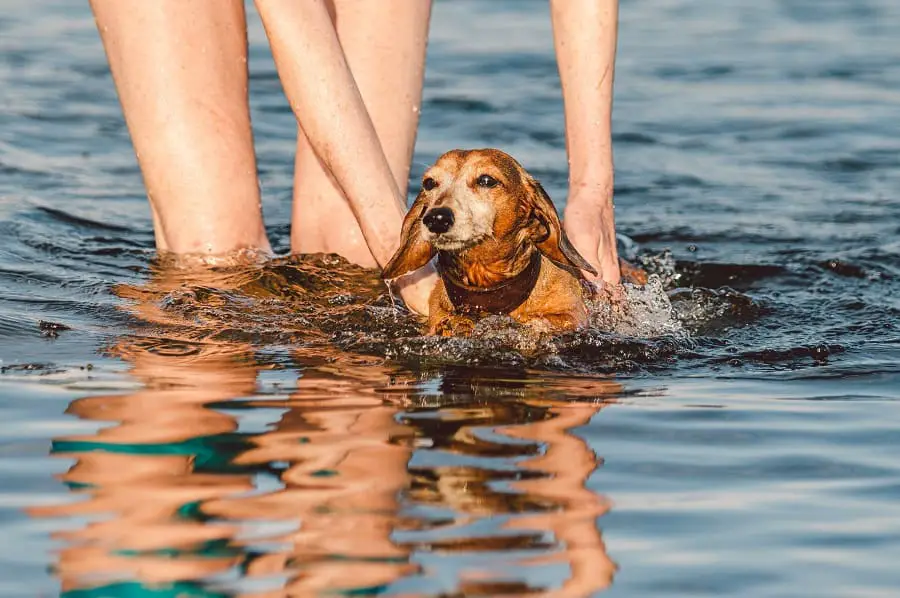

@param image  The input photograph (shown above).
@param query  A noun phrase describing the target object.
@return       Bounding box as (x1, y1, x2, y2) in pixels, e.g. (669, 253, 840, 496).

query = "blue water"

(2, 0, 900, 596)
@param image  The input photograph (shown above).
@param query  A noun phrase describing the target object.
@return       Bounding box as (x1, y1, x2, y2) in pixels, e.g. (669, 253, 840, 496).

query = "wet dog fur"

(382, 149, 644, 336)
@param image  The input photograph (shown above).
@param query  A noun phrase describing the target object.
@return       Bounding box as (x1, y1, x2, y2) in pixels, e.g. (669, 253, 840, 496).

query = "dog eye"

(476, 174, 499, 188)
(422, 177, 438, 191)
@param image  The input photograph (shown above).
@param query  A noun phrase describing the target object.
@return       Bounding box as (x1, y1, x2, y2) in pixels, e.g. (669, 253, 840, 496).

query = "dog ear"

(525, 177, 598, 278)
(382, 193, 437, 280)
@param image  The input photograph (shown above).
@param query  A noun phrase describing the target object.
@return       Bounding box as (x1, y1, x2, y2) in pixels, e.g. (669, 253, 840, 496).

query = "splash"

(384, 279, 400, 320)
(588, 275, 684, 338)
(637, 247, 682, 289)
(110, 251, 770, 374)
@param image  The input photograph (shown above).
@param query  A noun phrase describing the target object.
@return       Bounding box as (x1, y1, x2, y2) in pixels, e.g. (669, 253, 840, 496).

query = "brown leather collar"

(437, 250, 542, 315)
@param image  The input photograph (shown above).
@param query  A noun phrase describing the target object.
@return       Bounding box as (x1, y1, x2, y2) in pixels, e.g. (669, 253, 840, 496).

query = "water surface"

(2, 0, 900, 596)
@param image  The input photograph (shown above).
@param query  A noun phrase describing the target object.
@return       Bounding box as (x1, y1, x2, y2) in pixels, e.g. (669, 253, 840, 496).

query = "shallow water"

(2, 0, 900, 596)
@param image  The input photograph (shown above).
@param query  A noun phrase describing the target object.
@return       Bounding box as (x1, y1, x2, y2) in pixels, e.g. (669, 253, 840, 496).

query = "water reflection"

(30, 340, 260, 594)
(30, 264, 625, 595)
(398, 371, 618, 597)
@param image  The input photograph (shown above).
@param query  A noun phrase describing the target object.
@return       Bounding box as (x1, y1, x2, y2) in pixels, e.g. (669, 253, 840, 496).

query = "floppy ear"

(382, 193, 436, 280)
(525, 177, 598, 278)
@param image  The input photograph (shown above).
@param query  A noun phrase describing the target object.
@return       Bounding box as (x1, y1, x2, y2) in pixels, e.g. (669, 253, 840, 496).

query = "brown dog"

(382, 149, 640, 336)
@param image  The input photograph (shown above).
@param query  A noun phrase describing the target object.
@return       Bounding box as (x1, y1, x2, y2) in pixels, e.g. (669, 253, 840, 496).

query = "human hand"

(563, 181, 621, 291)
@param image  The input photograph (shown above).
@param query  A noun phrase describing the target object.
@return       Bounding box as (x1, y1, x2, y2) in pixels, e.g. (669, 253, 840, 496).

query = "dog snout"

(423, 207, 455, 234)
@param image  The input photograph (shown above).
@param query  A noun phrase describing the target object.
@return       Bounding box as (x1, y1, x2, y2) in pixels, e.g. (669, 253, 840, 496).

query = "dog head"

(382, 148, 597, 281)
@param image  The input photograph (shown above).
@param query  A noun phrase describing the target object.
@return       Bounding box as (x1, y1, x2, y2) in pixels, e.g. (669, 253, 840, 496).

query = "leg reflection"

(30, 324, 622, 596)
(506, 402, 616, 597)
(202, 360, 417, 596)
(399, 370, 620, 596)
(28, 340, 262, 594)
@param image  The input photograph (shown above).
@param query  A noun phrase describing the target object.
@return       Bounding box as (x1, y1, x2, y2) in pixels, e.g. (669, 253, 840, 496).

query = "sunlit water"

(2, 1, 900, 596)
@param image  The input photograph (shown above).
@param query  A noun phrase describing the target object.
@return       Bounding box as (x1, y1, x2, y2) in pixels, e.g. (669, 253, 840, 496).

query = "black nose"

(423, 207, 455, 234)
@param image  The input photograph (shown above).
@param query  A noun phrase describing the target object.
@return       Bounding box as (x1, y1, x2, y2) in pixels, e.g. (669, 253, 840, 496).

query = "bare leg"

(90, 0, 271, 256)
(291, 1, 432, 268)
(550, 0, 621, 286)
(253, 0, 436, 315)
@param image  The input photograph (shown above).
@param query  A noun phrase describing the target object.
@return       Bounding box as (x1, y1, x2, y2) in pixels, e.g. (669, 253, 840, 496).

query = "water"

(2, 0, 900, 595)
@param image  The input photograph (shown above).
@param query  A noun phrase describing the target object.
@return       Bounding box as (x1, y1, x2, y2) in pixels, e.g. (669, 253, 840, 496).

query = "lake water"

(2, 0, 900, 596)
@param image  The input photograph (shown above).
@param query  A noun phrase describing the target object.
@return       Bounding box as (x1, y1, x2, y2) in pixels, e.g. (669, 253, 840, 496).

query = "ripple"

(674, 262, 788, 288)
(614, 132, 659, 145)
(33, 205, 134, 233)
(2, 0, 900, 594)
(654, 64, 736, 81)
(426, 97, 496, 113)
(652, 174, 710, 189)
(821, 157, 881, 173)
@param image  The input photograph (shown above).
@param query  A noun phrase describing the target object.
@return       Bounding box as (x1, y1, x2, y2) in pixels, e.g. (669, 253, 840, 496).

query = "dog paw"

(431, 315, 477, 337)
(523, 317, 555, 335)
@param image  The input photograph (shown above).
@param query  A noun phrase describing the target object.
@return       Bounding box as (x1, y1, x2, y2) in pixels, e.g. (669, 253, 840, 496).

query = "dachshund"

(382, 149, 645, 336)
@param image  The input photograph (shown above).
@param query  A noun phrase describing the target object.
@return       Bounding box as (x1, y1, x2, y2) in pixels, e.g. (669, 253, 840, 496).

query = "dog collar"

(437, 251, 543, 315)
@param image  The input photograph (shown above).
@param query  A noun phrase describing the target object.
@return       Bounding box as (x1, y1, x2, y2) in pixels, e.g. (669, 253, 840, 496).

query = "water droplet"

(384, 280, 398, 319)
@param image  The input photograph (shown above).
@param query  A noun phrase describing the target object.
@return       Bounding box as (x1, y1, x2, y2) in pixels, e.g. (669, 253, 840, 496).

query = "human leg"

(290, 0, 432, 268)
(254, 0, 436, 314)
(90, 0, 270, 256)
